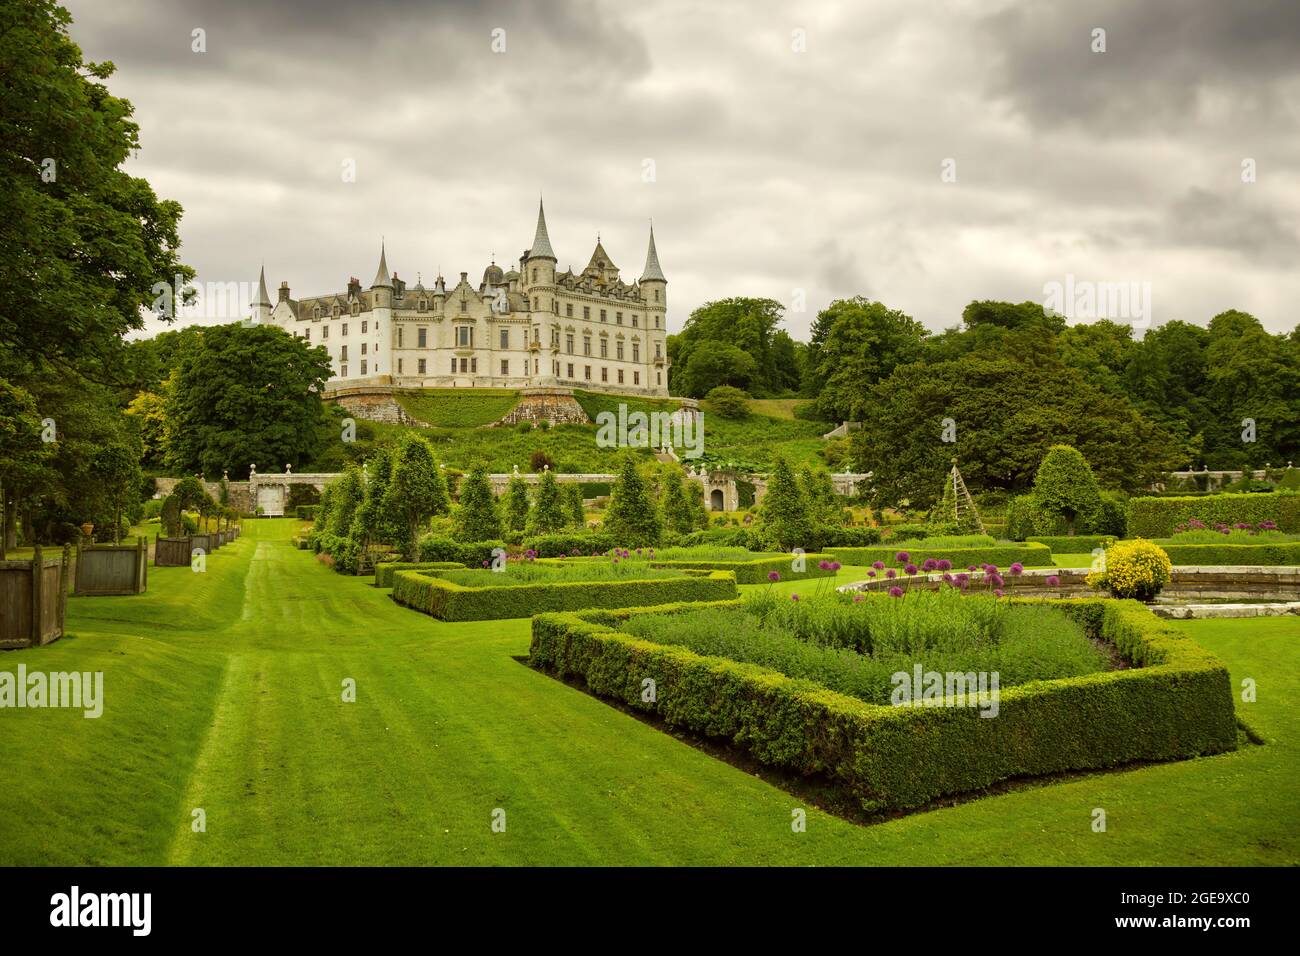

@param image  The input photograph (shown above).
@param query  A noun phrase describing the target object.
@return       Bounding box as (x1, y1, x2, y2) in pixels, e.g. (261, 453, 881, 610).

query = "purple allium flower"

(904, 564, 918, 576)
(768, 570, 781, 582)
(922, 558, 938, 572)
(986, 564, 999, 574)
(482, 560, 490, 568)
(938, 559, 952, 571)
(886, 568, 897, 579)
(612, 556, 619, 564)
(990, 573, 1005, 588)
(830, 561, 841, 571)
(852, 593, 863, 603)
(1260, 520, 1277, 530)
(1009, 562, 1023, 576)
(872, 561, 885, 570)
(1045, 575, 1060, 586)
(895, 551, 910, 563)
(790, 593, 800, 602)
(867, 570, 877, 578)
(942, 572, 954, 584)
(888, 586, 904, 598)
(818, 559, 831, 571)
(636, 548, 643, 555)
(994, 588, 1004, 598)
(956, 573, 969, 584)
(968, 565, 977, 572)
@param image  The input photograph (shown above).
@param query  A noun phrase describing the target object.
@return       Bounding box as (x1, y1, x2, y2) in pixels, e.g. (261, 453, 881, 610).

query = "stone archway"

(710, 489, 725, 512)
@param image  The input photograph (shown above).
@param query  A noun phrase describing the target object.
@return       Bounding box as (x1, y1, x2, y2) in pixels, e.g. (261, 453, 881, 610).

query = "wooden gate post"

(31, 543, 43, 644)
(60, 544, 71, 633)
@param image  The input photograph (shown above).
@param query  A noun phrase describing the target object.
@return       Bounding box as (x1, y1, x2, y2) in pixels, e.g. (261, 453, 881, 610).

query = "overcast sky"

(65, 0, 1300, 339)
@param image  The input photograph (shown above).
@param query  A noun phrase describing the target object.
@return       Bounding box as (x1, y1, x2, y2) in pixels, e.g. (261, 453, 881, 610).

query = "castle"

(251, 200, 670, 397)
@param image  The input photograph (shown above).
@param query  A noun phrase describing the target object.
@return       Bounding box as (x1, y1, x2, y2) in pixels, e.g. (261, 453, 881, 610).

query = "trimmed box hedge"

(529, 598, 1237, 815)
(648, 553, 838, 584)
(1157, 543, 1300, 566)
(825, 542, 1053, 568)
(1128, 491, 1300, 537)
(1027, 535, 1115, 553)
(522, 532, 615, 558)
(392, 568, 738, 621)
(374, 561, 465, 588)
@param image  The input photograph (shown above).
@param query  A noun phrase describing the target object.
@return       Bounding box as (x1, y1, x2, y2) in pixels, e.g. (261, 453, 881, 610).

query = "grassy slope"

(396, 388, 520, 427)
(1, 519, 1295, 865)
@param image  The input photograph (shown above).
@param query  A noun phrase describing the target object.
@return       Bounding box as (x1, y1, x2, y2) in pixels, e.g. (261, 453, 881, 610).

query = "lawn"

(0, 518, 1295, 865)
(396, 388, 520, 427)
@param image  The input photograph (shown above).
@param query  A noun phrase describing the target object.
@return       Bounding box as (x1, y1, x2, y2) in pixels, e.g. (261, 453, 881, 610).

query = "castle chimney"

(278, 281, 290, 303)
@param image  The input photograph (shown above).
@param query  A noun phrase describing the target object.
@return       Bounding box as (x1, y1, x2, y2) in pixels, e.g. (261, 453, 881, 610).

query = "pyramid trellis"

(942, 460, 985, 534)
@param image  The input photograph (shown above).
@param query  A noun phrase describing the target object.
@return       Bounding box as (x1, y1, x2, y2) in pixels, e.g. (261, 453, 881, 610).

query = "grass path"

(1, 519, 1296, 865)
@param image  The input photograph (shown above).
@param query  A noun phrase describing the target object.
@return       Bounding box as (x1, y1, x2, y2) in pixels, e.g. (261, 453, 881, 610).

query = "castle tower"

(640, 224, 667, 326)
(250, 265, 272, 324)
(369, 241, 394, 379)
(524, 198, 558, 384)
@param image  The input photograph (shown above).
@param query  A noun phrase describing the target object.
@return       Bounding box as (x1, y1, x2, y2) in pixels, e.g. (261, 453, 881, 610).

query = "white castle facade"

(251, 201, 670, 396)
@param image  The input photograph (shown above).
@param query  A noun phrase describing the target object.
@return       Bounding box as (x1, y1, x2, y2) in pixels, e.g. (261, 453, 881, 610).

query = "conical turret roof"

(527, 198, 556, 260)
(640, 225, 666, 282)
(371, 241, 392, 288)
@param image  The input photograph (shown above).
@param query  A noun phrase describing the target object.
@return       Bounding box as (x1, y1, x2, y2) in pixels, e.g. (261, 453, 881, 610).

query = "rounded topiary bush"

(1088, 538, 1171, 601)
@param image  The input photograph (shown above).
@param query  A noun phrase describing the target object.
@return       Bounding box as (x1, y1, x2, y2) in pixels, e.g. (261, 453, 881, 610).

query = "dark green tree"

(603, 456, 662, 546)
(384, 434, 449, 559)
(802, 298, 927, 421)
(526, 470, 566, 535)
(505, 476, 530, 532)
(561, 482, 586, 528)
(756, 456, 813, 551)
(1030, 445, 1103, 535)
(455, 466, 502, 541)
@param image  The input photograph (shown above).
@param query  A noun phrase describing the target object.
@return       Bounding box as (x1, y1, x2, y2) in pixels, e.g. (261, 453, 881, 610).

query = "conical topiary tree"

(353, 445, 397, 549)
(527, 469, 566, 535)
(660, 467, 697, 536)
(799, 465, 841, 527)
(757, 456, 813, 551)
(384, 433, 450, 559)
(455, 465, 502, 542)
(561, 482, 586, 528)
(603, 455, 662, 546)
(1032, 444, 1103, 536)
(505, 475, 530, 532)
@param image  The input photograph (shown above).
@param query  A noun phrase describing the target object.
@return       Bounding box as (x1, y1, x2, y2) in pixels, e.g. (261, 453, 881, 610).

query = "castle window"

(655, 342, 662, 360)
(398, 358, 403, 374)
(460, 358, 468, 373)
(583, 336, 591, 356)
(397, 328, 402, 347)
(533, 326, 540, 344)
(418, 327, 427, 348)
(600, 309, 607, 322)
(616, 341, 624, 361)
(361, 343, 367, 355)
(342, 323, 349, 336)
(533, 297, 539, 310)
(654, 290, 660, 302)
(656, 371, 661, 385)
(418, 358, 426, 374)
(361, 360, 368, 375)
(305, 328, 310, 341)
(552, 299, 557, 312)
(584, 365, 591, 381)
(341, 364, 348, 377)
(501, 359, 509, 376)
(460, 299, 468, 314)
(418, 298, 428, 312)
(565, 334, 574, 354)
(532, 269, 537, 282)
(617, 369, 624, 384)
(633, 371, 640, 386)
(456, 326, 473, 348)
(654, 316, 659, 329)
(450, 358, 456, 374)
(601, 367, 608, 383)
(341, 345, 348, 361)
(351, 303, 360, 316)
(632, 315, 638, 328)
(567, 363, 574, 379)
(600, 339, 608, 359)
(553, 361, 559, 376)
(565, 304, 573, 318)
(551, 328, 560, 348)
(322, 326, 329, 340)
(632, 343, 640, 362)
(471, 357, 477, 373)
(583, 306, 590, 320)
(333, 305, 341, 317)
(361, 320, 368, 334)
(616, 312, 623, 325)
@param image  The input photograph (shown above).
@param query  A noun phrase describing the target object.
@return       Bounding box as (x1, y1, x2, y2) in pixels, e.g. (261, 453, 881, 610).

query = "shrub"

(295, 505, 319, 520)
(603, 455, 662, 546)
(1088, 539, 1171, 601)
(755, 456, 813, 551)
(522, 531, 615, 557)
(374, 561, 465, 588)
(1156, 543, 1300, 566)
(1027, 535, 1115, 554)
(884, 523, 961, 542)
(454, 466, 503, 541)
(560, 482, 586, 528)
(529, 598, 1237, 814)
(505, 476, 530, 533)
(705, 385, 751, 419)
(1030, 445, 1103, 535)
(817, 526, 883, 547)
(415, 534, 506, 567)
(385, 434, 450, 560)
(1127, 492, 1300, 537)
(392, 568, 738, 621)
(660, 468, 701, 537)
(825, 543, 1052, 568)
(1095, 491, 1128, 538)
(529, 449, 555, 472)
(526, 469, 566, 535)
(1004, 497, 1037, 541)
(1277, 468, 1300, 492)
(678, 527, 761, 550)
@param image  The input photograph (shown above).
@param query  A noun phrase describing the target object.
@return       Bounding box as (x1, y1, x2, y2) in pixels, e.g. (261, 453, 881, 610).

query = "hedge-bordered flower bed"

(824, 543, 1053, 568)
(528, 597, 1236, 815)
(1157, 543, 1300, 566)
(374, 561, 465, 588)
(648, 553, 839, 584)
(1026, 535, 1115, 553)
(1128, 492, 1300, 537)
(391, 568, 738, 621)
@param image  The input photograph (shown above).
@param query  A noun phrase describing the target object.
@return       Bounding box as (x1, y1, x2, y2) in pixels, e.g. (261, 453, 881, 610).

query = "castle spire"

(528, 197, 556, 260)
(640, 224, 666, 282)
(252, 264, 272, 307)
(371, 240, 392, 288)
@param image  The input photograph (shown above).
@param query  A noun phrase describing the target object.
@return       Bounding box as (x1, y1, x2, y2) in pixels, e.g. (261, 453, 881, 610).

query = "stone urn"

(79, 522, 95, 539)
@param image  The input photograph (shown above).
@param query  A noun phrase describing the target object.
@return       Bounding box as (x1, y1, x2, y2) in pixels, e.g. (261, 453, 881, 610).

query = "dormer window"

(418, 298, 428, 312)
(332, 304, 340, 317)
(313, 306, 322, 320)
(351, 302, 360, 316)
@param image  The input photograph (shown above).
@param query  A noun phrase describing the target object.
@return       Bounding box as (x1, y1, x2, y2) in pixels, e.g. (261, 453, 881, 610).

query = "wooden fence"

(74, 537, 148, 596)
(0, 546, 71, 648)
(190, 533, 216, 554)
(155, 536, 193, 567)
